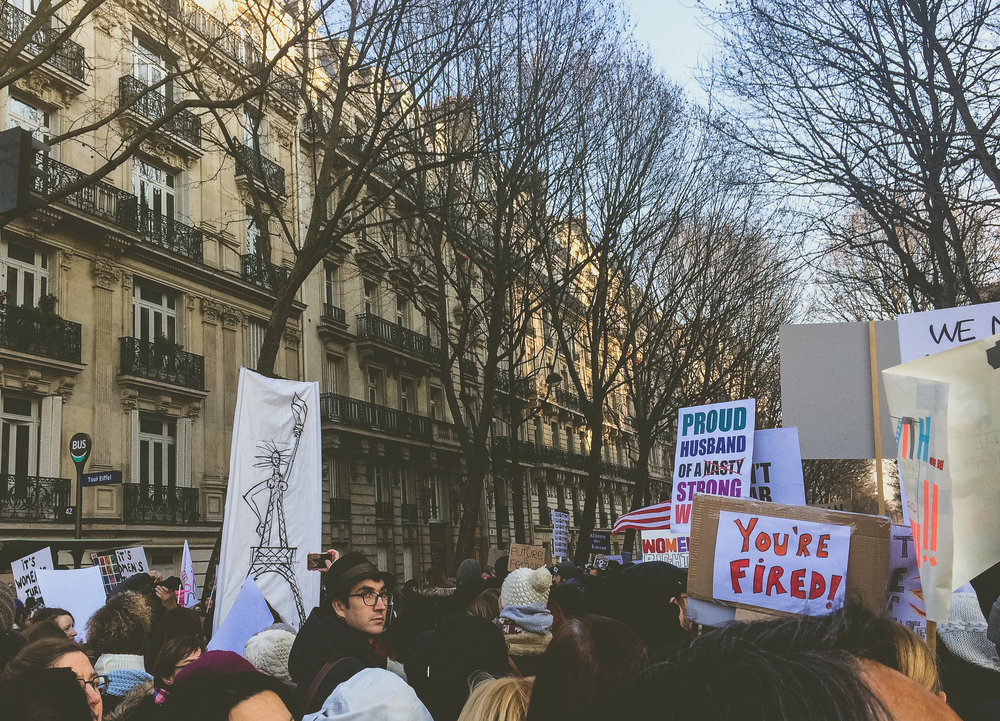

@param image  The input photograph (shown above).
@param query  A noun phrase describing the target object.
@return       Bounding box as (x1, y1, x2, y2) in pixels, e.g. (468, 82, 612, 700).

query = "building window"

(373, 464, 390, 505)
(133, 35, 170, 95)
(534, 418, 542, 446)
(132, 279, 177, 342)
(323, 355, 342, 394)
(429, 386, 442, 420)
(550, 422, 560, 450)
(367, 367, 382, 405)
(428, 473, 443, 521)
(565, 427, 574, 454)
(241, 108, 268, 150)
(399, 377, 414, 414)
(363, 279, 378, 315)
(245, 206, 261, 255)
(133, 158, 176, 221)
(0, 394, 39, 477)
(137, 414, 176, 488)
(324, 455, 346, 499)
(324, 264, 339, 308)
(396, 296, 409, 328)
(9, 97, 55, 154)
(247, 318, 266, 370)
(2, 239, 48, 307)
(398, 466, 415, 507)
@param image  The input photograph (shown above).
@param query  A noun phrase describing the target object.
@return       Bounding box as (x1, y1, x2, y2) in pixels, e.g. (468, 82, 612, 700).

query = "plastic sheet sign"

(671, 399, 756, 534)
(712, 511, 852, 616)
(886, 525, 927, 640)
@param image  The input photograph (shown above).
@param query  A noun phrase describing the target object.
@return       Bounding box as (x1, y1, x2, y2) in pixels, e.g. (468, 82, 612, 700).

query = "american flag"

(611, 501, 671, 535)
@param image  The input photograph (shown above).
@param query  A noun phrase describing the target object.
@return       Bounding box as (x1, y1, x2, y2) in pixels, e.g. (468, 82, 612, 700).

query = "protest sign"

(179, 540, 199, 608)
(508, 543, 547, 571)
(115, 546, 148, 579)
(711, 510, 851, 616)
(91, 552, 126, 595)
(11, 548, 52, 605)
(670, 399, 755, 534)
(640, 531, 690, 568)
(882, 334, 1000, 622)
(886, 525, 927, 640)
(588, 531, 611, 555)
(749, 428, 806, 506)
(551, 510, 570, 558)
(896, 302, 1000, 362)
(35, 567, 106, 643)
(688, 495, 891, 617)
(207, 577, 273, 654)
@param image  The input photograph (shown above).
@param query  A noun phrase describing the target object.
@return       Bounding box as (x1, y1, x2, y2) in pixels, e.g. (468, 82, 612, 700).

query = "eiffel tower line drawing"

(243, 392, 309, 625)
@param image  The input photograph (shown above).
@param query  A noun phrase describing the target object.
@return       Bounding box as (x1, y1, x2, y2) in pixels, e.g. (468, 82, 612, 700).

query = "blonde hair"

(467, 588, 501, 621)
(458, 675, 534, 721)
(885, 621, 941, 694)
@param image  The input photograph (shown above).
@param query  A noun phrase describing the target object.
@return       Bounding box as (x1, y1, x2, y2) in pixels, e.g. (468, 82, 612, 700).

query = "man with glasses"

(288, 551, 390, 714)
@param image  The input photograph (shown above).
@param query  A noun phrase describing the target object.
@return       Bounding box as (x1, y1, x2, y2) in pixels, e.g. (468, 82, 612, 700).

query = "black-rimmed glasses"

(347, 590, 392, 607)
(77, 675, 110, 694)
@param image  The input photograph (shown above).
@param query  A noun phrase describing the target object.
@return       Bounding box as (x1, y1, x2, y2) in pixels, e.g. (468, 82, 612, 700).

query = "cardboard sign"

(34, 567, 106, 643)
(897, 302, 1000, 362)
(551, 510, 570, 558)
(640, 531, 690, 568)
(588, 531, 611, 554)
(712, 510, 851, 616)
(507, 543, 546, 571)
(115, 547, 148, 579)
(671, 399, 756, 534)
(886, 525, 927, 640)
(11, 548, 53, 605)
(688, 495, 891, 617)
(749, 428, 806, 505)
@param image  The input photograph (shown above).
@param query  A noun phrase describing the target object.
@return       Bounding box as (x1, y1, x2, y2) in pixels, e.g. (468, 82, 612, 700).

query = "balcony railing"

(356, 313, 436, 360)
(36, 155, 138, 229)
(241, 253, 288, 291)
(0, 475, 70, 520)
(0, 1, 85, 80)
(320, 392, 432, 442)
(234, 142, 286, 195)
(330, 497, 351, 521)
(601, 462, 635, 479)
(123, 484, 200, 524)
(554, 386, 583, 412)
(139, 207, 204, 262)
(492, 437, 590, 472)
(118, 75, 202, 148)
(375, 501, 393, 521)
(0, 305, 81, 363)
(119, 337, 206, 391)
(497, 370, 535, 397)
(401, 503, 418, 523)
(460, 357, 478, 378)
(322, 303, 347, 324)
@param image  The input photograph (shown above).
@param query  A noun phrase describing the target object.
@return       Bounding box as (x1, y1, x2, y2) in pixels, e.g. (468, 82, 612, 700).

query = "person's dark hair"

(150, 636, 206, 687)
(0, 667, 92, 721)
(1, 637, 85, 681)
(547, 581, 586, 621)
(0, 629, 27, 674)
(425, 567, 454, 589)
(30, 607, 73, 625)
(526, 614, 648, 721)
(23, 619, 69, 644)
(163, 670, 296, 721)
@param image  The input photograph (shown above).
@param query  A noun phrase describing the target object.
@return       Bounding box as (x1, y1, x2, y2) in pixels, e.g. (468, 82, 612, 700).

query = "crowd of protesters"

(1, 551, 999, 721)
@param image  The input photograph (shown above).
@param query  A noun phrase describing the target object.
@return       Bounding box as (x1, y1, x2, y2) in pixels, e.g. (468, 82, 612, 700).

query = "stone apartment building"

(0, 0, 668, 587)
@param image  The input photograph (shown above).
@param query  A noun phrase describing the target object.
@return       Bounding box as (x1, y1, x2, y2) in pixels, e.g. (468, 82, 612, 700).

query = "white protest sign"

(115, 547, 148, 579)
(882, 335, 1000, 622)
(207, 577, 273, 654)
(712, 510, 852, 616)
(671, 399, 755, 534)
(897, 302, 1000, 362)
(640, 530, 689, 569)
(551, 510, 570, 558)
(749, 428, 806, 506)
(35, 566, 106, 643)
(179, 540, 199, 608)
(886, 524, 927, 640)
(11, 548, 53, 605)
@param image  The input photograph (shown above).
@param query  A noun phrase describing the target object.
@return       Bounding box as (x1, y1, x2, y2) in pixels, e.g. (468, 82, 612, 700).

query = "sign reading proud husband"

(670, 399, 755, 534)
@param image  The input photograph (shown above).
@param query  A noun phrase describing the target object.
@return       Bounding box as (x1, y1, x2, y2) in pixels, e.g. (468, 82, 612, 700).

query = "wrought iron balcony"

(241, 253, 288, 292)
(138, 207, 203, 262)
(0, 1, 85, 81)
(323, 303, 346, 324)
(35, 155, 139, 230)
(320, 392, 432, 442)
(330, 497, 351, 521)
(496, 370, 534, 398)
(460, 357, 478, 378)
(601, 462, 635, 479)
(123, 484, 201, 524)
(401, 503, 418, 523)
(234, 142, 286, 196)
(375, 501, 393, 521)
(0, 475, 70, 521)
(118, 75, 202, 148)
(0, 305, 81, 363)
(355, 313, 435, 360)
(554, 386, 583, 412)
(492, 437, 589, 471)
(119, 337, 205, 391)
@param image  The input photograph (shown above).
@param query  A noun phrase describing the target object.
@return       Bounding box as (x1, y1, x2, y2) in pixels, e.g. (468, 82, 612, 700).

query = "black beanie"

(324, 552, 381, 599)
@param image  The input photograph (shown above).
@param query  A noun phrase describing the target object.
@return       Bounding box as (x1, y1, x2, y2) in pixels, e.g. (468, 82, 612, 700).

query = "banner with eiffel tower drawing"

(215, 368, 322, 632)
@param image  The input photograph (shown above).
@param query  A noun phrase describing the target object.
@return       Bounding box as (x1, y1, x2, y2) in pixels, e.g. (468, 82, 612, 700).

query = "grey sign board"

(779, 320, 900, 459)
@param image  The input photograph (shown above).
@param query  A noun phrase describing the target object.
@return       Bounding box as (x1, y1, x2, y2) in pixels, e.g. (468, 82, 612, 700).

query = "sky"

(626, 0, 717, 95)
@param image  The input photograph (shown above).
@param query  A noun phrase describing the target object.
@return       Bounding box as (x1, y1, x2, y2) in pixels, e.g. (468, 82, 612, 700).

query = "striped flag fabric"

(611, 501, 671, 535)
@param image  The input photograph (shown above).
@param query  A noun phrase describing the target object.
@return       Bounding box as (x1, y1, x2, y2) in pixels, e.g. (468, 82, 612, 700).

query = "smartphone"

(307, 552, 334, 570)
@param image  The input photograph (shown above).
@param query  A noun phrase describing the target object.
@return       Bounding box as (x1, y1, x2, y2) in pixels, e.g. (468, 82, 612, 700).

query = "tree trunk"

(572, 432, 604, 566)
(454, 448, 490, 564)
(254, 277, 300, 377)
(622, 438, 652, 557)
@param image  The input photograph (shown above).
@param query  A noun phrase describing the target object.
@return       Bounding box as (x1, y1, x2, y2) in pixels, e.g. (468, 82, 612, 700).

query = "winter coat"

(288, 605, 388, 715)
(104, 680, 155, 721)
(495, 603, 552, 677)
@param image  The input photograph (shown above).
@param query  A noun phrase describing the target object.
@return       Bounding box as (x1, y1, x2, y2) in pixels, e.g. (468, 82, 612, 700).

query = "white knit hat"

(500, 567, 552, 608)
(244, 627, 297, 683)
(938, 591, 1000, 672)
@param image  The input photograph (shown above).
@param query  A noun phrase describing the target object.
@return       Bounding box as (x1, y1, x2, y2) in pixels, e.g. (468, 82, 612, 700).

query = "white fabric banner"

(179, 540, 199, 608)
(215, 368, 322, 632)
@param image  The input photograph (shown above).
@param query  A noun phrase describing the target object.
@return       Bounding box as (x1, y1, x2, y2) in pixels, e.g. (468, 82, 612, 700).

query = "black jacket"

(287, 605, 387, 714)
